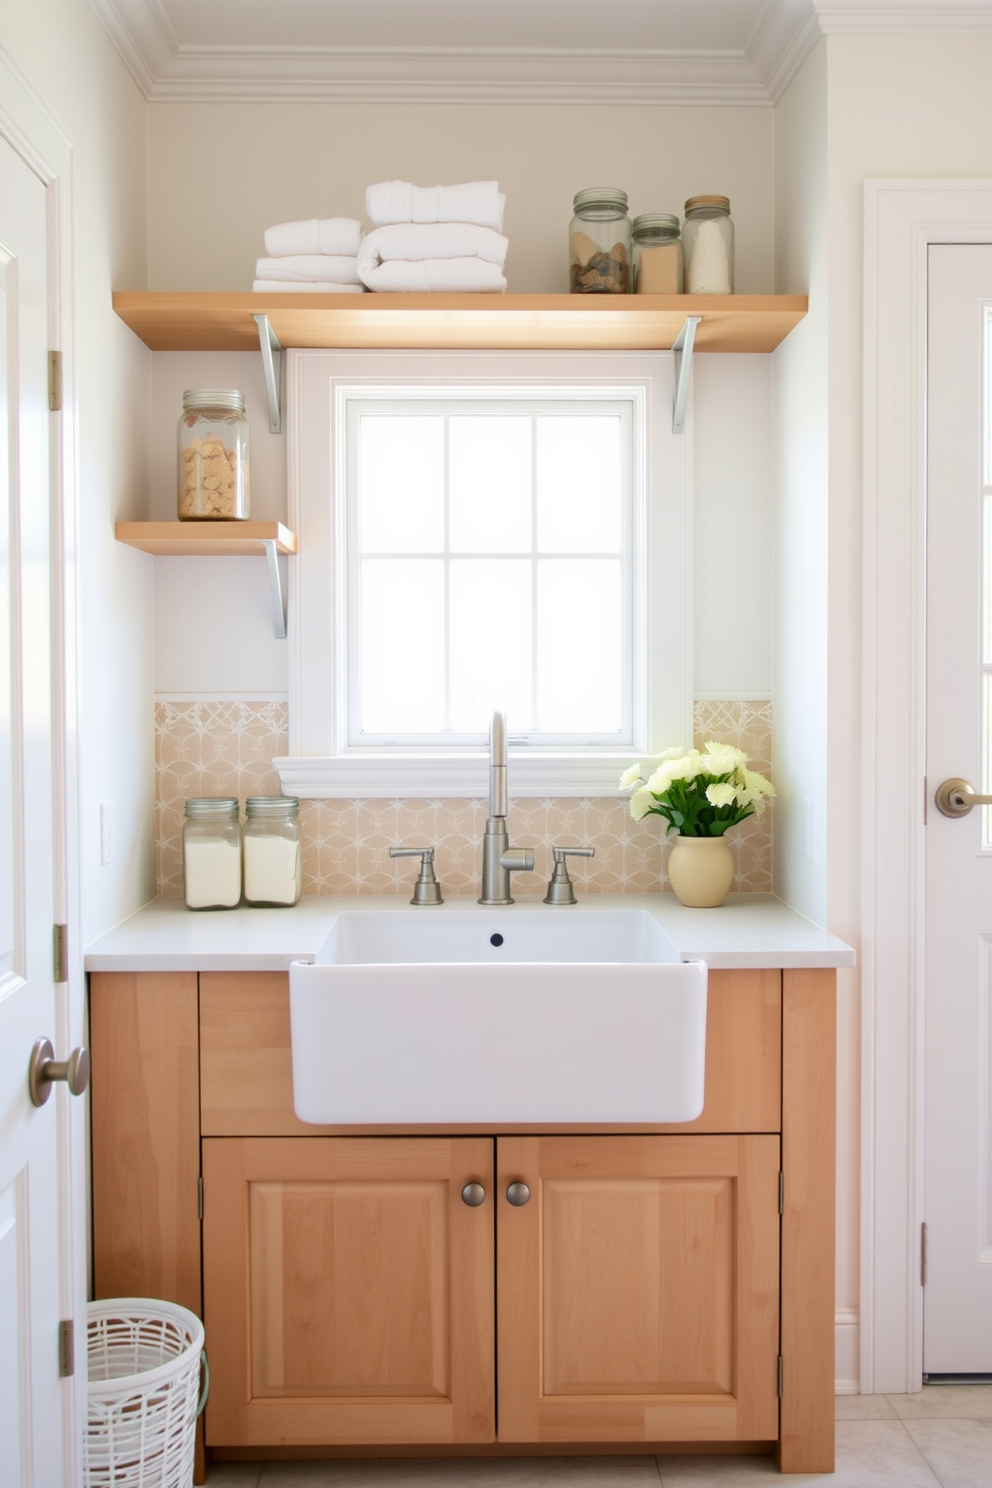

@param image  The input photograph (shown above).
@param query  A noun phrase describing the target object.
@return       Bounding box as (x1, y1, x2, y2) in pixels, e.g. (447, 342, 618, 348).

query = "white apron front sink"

(289, 906, 707, 1125)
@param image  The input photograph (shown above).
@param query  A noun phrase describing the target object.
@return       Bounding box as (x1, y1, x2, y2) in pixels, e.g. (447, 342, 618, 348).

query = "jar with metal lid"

(242, 796, 302, 907)
(632, 214, 683, 295)
(177, 388, 250, 520)
(683, 196, 734, 295)
(182, 798, 242, 910)
(569, 188, 632, 294)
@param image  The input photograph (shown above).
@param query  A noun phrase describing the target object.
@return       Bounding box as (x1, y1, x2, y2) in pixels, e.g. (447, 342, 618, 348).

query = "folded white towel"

(366, 180, 505, 232)
(252, 280, 366, 294)
(357, 223, 508, 286)
(358, 258, 506, 294)
(263, 218, 363, 258)
(255, 255, 362, 285)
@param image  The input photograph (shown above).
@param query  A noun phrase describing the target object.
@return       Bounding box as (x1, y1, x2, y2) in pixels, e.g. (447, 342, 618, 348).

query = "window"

(278, 349, 689, 798)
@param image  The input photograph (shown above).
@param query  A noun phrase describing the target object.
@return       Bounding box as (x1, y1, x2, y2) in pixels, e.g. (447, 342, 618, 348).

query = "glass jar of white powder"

(682, 196, 734, 295)
(182, 798, 242, 910)
(242, 796, 302, 907)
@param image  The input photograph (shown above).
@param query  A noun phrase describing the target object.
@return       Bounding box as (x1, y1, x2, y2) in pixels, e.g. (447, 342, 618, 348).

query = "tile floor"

(201, 1387, 992, 1487)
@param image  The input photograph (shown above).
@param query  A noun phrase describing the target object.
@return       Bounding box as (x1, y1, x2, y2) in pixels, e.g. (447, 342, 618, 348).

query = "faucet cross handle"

(389, 846, 444, 906)
(543, 846, 596, 906)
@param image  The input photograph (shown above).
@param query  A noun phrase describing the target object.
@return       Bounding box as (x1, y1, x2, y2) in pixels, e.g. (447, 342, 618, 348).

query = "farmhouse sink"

(289, 907, 707, 1125)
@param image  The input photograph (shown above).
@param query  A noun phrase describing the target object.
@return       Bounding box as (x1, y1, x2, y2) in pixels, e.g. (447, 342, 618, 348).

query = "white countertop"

(84, 893, 855, 972)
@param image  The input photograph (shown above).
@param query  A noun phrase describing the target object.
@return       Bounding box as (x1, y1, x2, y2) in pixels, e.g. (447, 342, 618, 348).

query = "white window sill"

(272, 751, 640, 800)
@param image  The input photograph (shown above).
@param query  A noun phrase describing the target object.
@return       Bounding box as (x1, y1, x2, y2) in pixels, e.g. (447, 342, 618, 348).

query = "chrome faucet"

(479, 710, 534, 905)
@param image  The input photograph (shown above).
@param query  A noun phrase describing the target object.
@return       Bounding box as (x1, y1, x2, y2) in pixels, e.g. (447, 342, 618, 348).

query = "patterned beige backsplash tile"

(155, 699, 772, 898)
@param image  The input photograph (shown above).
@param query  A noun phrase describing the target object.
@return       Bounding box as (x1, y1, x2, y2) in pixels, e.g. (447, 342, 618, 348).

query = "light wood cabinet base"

(90, 966, 836, 1476)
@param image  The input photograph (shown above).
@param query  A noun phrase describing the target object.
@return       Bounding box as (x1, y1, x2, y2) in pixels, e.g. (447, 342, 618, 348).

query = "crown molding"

(145, 48, 789, 106)
(815, 0, 992, 31)
(88, 0, 992, 106)
(88, 0, 176, 95)
(88, 0, 822, 105)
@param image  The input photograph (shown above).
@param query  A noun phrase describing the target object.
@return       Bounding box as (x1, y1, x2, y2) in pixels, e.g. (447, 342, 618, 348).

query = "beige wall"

(145, 100, 775, 294)
(0, 0, 155, 943)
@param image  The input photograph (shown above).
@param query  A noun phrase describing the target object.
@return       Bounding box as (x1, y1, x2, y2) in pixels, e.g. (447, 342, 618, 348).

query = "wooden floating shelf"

(112, 291, 808, 356)
(115, 521, 297, 557)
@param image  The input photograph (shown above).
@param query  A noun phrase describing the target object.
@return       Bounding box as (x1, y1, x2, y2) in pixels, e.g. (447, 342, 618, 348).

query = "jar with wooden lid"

(182, 798, 242, 910)
(242, 796, 302, 907)
(569, 188, 631, 294)
(683, 196, 734, 295)
(632, 214, 683, 294)
(177, 388, 251, 520)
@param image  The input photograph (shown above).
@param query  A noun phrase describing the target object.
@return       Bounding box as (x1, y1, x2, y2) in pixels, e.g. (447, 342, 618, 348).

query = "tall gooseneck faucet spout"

(479, 709, 534, 905)
(489, 710, 508, 818)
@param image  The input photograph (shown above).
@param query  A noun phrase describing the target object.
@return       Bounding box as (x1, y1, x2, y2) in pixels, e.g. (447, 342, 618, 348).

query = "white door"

(925, 243, 992, 1374)
(0, 136, 70, 1479)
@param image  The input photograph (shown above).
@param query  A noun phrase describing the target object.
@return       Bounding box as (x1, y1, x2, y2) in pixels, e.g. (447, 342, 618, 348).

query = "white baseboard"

(836, 1306, 860, 1394)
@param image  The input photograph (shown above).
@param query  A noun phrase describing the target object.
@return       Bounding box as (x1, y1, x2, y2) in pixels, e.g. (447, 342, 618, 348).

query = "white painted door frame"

(862, 180, 992, 1394)
(0, 41, 83, 1481)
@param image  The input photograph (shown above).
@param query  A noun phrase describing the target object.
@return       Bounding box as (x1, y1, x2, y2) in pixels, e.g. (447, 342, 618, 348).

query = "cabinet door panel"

(202, 1137, 495, 1446)
(497, 1134, 779, 1444)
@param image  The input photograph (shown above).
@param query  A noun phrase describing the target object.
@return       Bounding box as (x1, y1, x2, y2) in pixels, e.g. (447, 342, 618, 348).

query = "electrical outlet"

(100, 801, 114, 866)
(801, 798, 813, 863)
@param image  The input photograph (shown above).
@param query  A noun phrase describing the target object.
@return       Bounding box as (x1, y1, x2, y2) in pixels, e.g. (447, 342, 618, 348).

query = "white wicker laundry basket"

(84, 1299, 207, 1488)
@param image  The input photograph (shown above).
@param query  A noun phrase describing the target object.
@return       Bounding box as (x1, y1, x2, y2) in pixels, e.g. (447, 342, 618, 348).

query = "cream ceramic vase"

(666, 834, 735, 907)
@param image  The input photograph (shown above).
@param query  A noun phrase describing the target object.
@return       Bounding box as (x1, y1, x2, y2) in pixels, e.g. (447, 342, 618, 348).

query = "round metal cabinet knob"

(460, 1182, 486, 1207)
(506, 1181, 531, 1207)
(28, 1038, 90, 1108)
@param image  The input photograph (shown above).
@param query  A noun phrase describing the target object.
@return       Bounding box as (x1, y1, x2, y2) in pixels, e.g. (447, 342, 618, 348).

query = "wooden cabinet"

(199, 1130, 779, 1452)
(89, 963, 835, 1474)
(496, 1134, 780, 1445)
(202, 1136, 495, 1446)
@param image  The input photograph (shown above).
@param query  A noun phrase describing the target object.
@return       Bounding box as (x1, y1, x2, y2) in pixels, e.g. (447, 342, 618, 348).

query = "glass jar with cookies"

(177, 388, 250, 520)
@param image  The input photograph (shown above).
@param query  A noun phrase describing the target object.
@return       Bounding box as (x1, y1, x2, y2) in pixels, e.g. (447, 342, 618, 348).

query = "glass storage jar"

(182, 798, 242, 910)
(683, 196, 734, 295)
(569, 188, 632, 294)
(632, 214, 683, 294)
(177, 388, 250, 520)
(242, 796, 302, 907)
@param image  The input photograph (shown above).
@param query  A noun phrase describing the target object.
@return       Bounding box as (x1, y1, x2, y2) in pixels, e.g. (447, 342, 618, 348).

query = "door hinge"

(58, 1319, 74, 1377)
(778, 1172, 784, 1215)
(777, 1354, 783, 1398)
(921, 1221, 928, 1286)
(48, 350, 62, 412)
(53, 923, 68, 983)
(198, 1174, 203, 1220)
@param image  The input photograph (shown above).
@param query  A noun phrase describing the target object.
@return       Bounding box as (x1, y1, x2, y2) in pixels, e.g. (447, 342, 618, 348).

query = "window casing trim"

(279, 348, 691, 799)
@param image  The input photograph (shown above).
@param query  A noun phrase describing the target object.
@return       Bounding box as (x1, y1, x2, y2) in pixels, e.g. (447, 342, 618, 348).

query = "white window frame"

(277, 348, 691, 799)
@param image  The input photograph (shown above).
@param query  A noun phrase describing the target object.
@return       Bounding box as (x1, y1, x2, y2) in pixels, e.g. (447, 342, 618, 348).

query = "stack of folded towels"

(253, 218, 365, 293)
(357, 180, 507, 293)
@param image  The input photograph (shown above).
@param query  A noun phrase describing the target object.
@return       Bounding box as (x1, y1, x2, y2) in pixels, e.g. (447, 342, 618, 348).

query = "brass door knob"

(28, 1038, 90, 1107)
(934, 777, 992, 817)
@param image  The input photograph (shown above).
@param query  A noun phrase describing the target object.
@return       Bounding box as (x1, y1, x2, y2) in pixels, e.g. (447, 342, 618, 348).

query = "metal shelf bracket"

(253, 313, 283, 434)
(262, 538, 288, 639)
(672, 315, 702, 435)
